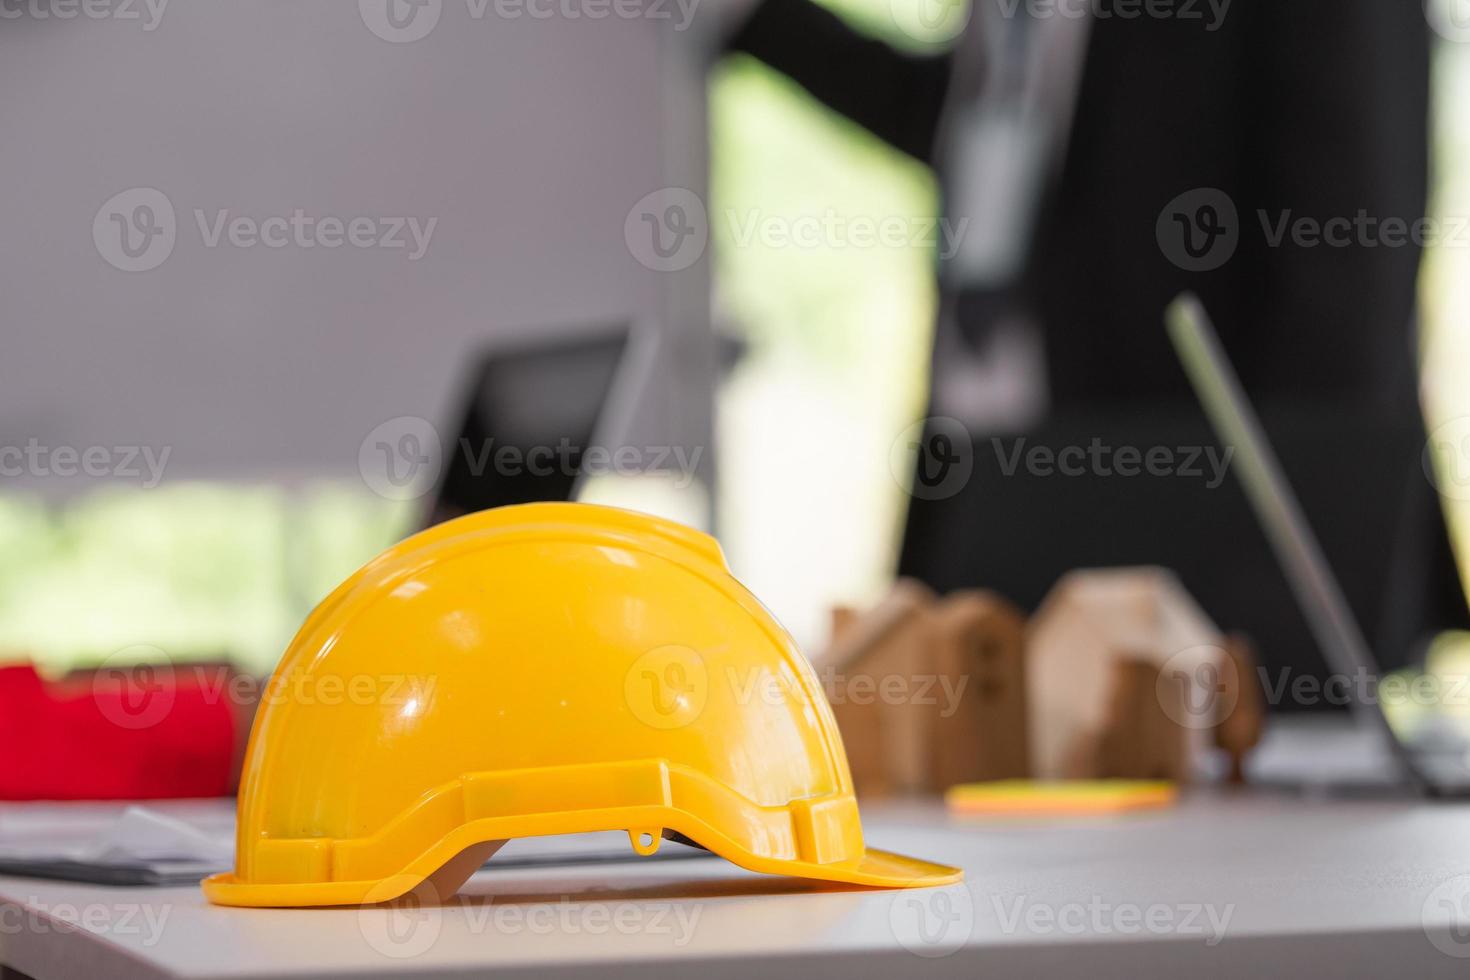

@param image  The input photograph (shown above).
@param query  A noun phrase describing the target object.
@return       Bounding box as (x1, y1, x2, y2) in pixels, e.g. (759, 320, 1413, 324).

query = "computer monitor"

(427, 325, 654, 525)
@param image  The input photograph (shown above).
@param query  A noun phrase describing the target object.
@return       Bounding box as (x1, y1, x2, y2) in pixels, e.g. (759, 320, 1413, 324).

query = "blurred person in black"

(724, 0, 1468, 700)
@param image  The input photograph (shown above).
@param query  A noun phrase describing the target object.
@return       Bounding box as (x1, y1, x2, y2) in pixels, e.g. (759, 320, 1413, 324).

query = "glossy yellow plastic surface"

(203, 503, 960, 907)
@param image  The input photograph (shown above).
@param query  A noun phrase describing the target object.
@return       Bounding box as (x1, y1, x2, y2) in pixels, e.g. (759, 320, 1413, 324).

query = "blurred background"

(3, 0, 1470, 753)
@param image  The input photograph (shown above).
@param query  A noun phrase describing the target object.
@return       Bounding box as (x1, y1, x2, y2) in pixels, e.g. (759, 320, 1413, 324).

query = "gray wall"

(0, 0, 711, 493)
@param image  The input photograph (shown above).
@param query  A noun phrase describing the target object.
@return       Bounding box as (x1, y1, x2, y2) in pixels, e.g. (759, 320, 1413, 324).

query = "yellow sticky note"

(944, 779, 1177, 816)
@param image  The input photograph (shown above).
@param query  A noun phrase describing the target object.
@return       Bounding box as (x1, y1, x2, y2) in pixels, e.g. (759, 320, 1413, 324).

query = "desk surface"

(3, 793, 1470, 979)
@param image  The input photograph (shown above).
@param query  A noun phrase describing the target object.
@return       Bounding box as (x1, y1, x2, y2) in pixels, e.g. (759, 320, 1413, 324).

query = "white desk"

(3, 794, 1470, 979)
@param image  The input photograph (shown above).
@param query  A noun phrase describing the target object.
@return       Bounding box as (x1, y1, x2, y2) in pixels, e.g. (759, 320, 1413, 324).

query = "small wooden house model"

(1027, 567, 1227, 781)
(816, 580, 1028, 796)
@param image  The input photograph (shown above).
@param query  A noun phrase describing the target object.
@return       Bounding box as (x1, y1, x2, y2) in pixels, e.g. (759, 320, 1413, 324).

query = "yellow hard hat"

(203, 502, 959, 907)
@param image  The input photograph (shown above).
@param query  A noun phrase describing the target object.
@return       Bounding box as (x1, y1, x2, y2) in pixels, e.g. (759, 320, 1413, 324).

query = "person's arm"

(725, 0, 953, 165)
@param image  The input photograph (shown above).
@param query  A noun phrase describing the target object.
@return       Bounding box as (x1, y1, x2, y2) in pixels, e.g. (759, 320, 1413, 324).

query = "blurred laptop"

(1167, 294, 1470, 796)
(425, 324, 657, 527)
